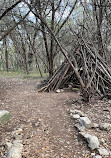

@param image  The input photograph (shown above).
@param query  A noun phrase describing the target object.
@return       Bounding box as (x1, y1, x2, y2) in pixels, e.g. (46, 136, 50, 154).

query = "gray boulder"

(5, 142, 13, 150)
(79, 117, 92, 128)
(70, 114, 80, 119)
(7, 128, 23, 158)
(84, 134, 100, 150)
(0, 110, 10, 126)
(7, 140, 23, 158)
(99, 123, 111, 131)
(98, 148, 110, 156)
(93, 155, 102, 158)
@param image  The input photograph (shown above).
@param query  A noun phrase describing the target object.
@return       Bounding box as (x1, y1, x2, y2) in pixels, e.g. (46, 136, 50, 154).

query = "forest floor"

(0, 75, 111, 158)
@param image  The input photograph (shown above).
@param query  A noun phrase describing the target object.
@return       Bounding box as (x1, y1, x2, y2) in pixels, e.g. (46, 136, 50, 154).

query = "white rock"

(69, 109, 85, 117)
(91, 153, 95, 156)
(69, 109, 75, 114)
(106, 115, 110, 119)
(56, 89, 61, 93)
(74, 110, 85, 116)
(34, 122, 40, 127)
(99, 123, 111, 131)
(84, 134, 100, 150)
(108, 100, 111, 104)
(13, 140, 23, 146)
(5, 142, 13, 150)
(98, 148, 110, 156)
(71, 114, 80, 119)
(79, 117, 91, 128)
(7, 140, 23, 158)
(7, 146, 23, 158)
(93, 155, 102, 158)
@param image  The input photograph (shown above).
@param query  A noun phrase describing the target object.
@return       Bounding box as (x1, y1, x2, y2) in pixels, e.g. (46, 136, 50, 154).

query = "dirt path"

(0, 77, 111, 158)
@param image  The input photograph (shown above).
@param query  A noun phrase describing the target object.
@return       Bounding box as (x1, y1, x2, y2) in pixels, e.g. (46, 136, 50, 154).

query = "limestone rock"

(98, 148, 110, 156)
(69, 109, 75, 114)
(71, 114, 80, 119)
(91, 153, 95, 156)
(79, 117, 91, 128)
(5, 142, 13, 150)
(56, 89, 61, 93)
(74, 110, 85, 116)
(7, 128, 23, 158)
(106, 115, 110, 119)
(34, 122, 40, 127)
(99, 123, 111, 131)
(84, 134, 100, 150)
(69, 109, 85, 117)
(13, 140, 23, 146)
(75, 109, 85, 116)
(0, 110, 10, 126)
(7, 140, 23, 158)
(93, 155, 102, 158)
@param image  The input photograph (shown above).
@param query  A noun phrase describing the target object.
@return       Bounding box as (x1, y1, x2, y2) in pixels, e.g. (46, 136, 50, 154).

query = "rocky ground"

(0, 76, 111, 158)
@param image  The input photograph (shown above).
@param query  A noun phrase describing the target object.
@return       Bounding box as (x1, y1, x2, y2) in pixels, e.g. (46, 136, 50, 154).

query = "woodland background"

(0, 0, 111, 77)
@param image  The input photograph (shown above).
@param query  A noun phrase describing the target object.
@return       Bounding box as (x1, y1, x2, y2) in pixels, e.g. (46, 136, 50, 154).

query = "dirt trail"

(0, 77, 111, 158)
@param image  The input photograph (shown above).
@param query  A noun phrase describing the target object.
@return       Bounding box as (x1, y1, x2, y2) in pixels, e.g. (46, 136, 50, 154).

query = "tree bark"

(4, 39, 9, 72)
(49, 1, 55, 77)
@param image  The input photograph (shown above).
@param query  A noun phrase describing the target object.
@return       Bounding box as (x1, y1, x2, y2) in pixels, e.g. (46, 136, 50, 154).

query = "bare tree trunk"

(20, 37, 29, 74)
(35, 55, 43, 77)
(22, 44, 29, 74)
(93, 0, 105, 57)
(96, 27, 104, 57)
(49, 1, 55, 77)
(4, 39, 8, 72)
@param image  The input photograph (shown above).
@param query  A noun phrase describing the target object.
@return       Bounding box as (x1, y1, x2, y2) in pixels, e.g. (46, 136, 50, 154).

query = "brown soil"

(0, 77, 111, 158)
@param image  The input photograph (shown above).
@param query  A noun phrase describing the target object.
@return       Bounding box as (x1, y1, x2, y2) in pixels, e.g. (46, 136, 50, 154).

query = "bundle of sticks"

(38, 40, 111, 102)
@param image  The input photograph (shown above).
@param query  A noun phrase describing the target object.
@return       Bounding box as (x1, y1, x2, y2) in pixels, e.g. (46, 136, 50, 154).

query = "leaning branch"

(0, 11, 30, 41)
(0, 0, 22, 20)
